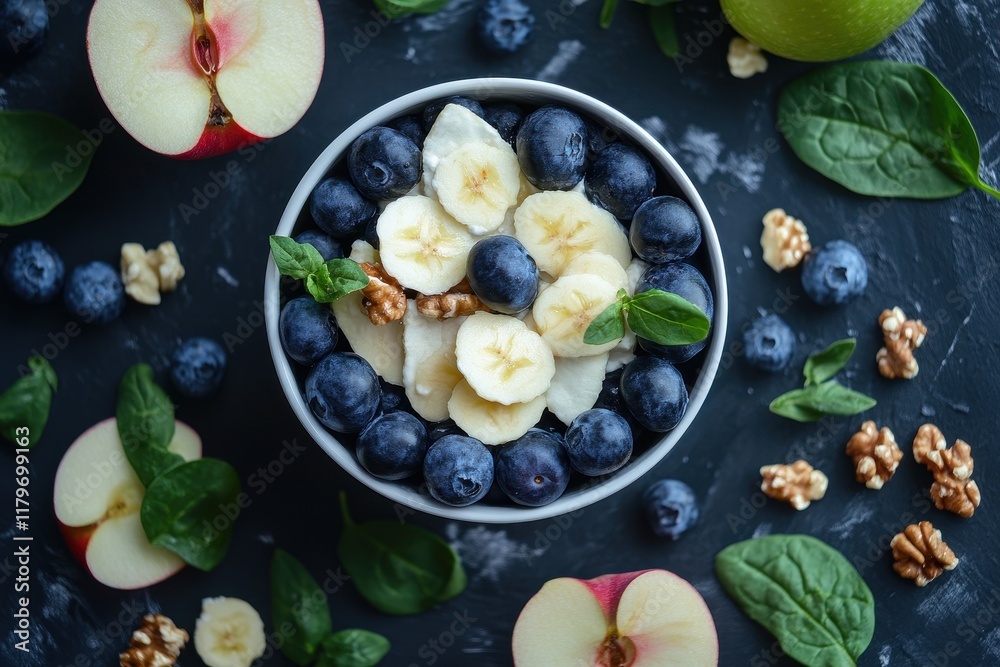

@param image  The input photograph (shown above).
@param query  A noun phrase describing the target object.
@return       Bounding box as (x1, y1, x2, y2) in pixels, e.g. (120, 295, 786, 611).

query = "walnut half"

(913, 424, 981, 518)
(845, 421, 903, 490)
(359, 262, 407, 325)
(760, 460, 828, 510)
(120, 241, 186, 306)
(876, 307, 927, 380)
(760, 208, 811, 272)
(416, 278, 491, 319)
(120, 613, 188, 667)
(891, 521, 958, 587)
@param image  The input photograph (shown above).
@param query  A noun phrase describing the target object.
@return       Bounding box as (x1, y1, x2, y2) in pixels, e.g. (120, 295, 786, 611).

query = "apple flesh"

(86, 0, 325, 158)
(512, 570, 718, 666)
(53, 418, 202, 590)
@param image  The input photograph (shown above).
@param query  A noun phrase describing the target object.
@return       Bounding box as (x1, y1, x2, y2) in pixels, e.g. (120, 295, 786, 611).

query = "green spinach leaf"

(116, 364, 183, 487)
(648, 4, 679, 58)
(803, 338, 856, 386)
(0, 357, 57, 446)
(316, 629, 390, 667)
(271, 548, 334, 665)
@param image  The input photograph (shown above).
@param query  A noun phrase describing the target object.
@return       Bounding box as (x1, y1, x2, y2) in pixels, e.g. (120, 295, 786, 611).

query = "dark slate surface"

(1, 1, 999, 665)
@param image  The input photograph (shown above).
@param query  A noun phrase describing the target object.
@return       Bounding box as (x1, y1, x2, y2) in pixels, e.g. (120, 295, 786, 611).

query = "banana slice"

(455, 312, 555, 405)
(332, 291, 404, 385)
(547, 352, 609, 425)
(349, 239, 378, 264)
(561, 250, 629, 290)
(377, 195, 475, 294)
(448, 378, 546, 446)
(432, 142, 521, 234)
(513, 190, 631, 275)
(194, 597, 266, 667)
(533, 273, 622, 358)
(402, 303, 465, 422)
(626, 257, 649, 294)
(423, 104, 513, 191)
(606, 330, 637, 372)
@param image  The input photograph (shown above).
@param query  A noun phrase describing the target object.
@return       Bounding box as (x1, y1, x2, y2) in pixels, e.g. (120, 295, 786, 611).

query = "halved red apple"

(53, 418, 202, 590)
(86, 0, 325, 158)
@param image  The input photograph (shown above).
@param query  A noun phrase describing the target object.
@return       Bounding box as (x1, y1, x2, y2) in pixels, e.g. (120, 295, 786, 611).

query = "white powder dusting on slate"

(447, 524, 544, 581)
(873, 2, 938, 67)
(536, 40, 585, 82)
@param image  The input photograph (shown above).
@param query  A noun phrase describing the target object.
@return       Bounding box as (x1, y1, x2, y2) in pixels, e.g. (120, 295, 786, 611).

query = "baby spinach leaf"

(271, 548, 334, 665)
(140, 458, 241, 571)
(803, 338, 856, 386)
(0, 357, 57, 446)
(0, 111, 96, 226)
(648, 4, 679, 58)
(599, 0, 619, 28)
(583, 300, 625, 345)
(338, 493, 466, 615)
(625, 289, 710, 346)
(116, 364, 183, 487)
(316, 629, 390, 667)
(716, 535, 875, 667)
(779, 61, 1000, 200)
(270, 236, 368, 304)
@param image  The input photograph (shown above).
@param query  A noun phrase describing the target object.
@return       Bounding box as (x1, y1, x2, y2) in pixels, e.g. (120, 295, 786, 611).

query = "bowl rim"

(265, 77, 728, 524)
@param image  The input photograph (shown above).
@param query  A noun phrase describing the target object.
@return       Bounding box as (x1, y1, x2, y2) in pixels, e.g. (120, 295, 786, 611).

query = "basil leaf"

(316, 629, 390, 667)
(803, 338, 856, 386)
(716, 535, 875, 667)
(271, 235, 325, 280)
(271, 548, 334, 665)
(0, 111, 95, 226)
(116, 364, 183, 487)
(271, 236, 368, 304)
(325, 259, 371, 299)
(626, 289, 710, 346)
(338, 494, 467, 615)
(599, 0, 619, 28)
(0, 357, 57, 446)
(779, 61, 1000, 200)
(770, 382, 876, 421)
(767, 391, 828, 423)
(140, 458, 241, 571)
(584, 300, 625, 345)
(648, 4, 679, 58)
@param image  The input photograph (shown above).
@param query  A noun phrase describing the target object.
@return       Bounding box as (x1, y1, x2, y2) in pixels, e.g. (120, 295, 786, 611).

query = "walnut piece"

(913, 424, 981, 518)
(416, 278, 491, 319)
(359, 262, 407, 325)
(845, 421, 903, 490)
(876, 307, 927, 379)
(727, 37, 768, 79)
(891, 521, 958, 587)
(120, 613, 189, 667)
(759, 460, 828, 510)
(120, 241, 186, 305)
(150, 242, 185, 292)
(760, 208, 811, 272)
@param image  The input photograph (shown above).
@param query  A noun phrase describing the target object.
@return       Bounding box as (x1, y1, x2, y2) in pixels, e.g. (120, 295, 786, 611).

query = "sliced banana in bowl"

(532, 273, 623, 357)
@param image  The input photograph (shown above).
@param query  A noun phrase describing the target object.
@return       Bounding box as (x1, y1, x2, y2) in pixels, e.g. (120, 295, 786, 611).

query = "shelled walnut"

(359, 262, 406, 325)
(120, 241, 186, 306)
(727, 37, 768, 79)
(416, 278, 491, 319)
(845, 421, 903, 490)
(912, 424, 981, 518)
(876, 307, 927, 379)
(119, 613, 188, 667)
(891, 521, 958, 587)
(759, 460, 828, 510)
(760, 208, 811, 272)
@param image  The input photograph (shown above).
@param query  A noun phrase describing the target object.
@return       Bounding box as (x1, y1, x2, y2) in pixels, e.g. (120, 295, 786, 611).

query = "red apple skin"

(175, 122, 264, 160)
(581, 570, 651, 621)
(58, 522, 93, 566)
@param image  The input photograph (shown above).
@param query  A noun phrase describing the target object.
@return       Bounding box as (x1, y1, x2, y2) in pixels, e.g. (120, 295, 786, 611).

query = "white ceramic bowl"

(265, 78, 728, 523)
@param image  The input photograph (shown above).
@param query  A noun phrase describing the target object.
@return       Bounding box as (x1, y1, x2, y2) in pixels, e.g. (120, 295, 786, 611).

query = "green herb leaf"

(316, 629, 390, 667)
(270, 235, 325, 280)
(778, 61, 1000, 200)
(648, 4, 679, 58)
(803, 338, 856, 386)
(599, 0, 619, 28)
(584, 300, 626, 345)
(271, 236, 369, 304)
(767, 394, 828, 423)
(770, 382, 876, 422)
(338, 493, 466, 615)
(116, 364, 183, 487)
(270, 548, 334, 665)
(0, 357, 57, 446)
(0, 111, 96, 226)
(373, 0, 451, 19)
(626, 289, 710, 346)
(716, 535, 875, 667)
(139, 458, 241, 571)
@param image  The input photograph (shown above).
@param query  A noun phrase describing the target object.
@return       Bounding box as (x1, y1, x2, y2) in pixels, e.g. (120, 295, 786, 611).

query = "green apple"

(721, 0, 925, 62)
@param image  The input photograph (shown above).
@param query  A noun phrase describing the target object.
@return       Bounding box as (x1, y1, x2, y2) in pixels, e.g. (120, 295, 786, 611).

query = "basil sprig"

(270, 236, 369, 304)
(769, 339, 876, 422)
(0, 357, 57, 446)
(600, 0, 681, 58)
(584, 288, 710, 347)
(779, 61, 1000, 201)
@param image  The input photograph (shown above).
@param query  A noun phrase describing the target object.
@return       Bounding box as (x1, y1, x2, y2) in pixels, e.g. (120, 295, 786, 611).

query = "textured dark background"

(2, 0, 999, 665)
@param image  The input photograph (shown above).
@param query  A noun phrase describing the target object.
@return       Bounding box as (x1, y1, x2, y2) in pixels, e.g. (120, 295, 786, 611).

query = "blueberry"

(476, 0, 534, 54)
(378, 380, 409, 414)
(583, 117, 615, 159)
(388, 114, 426, 149)
(423, 434, 494, 506)
(496, 429, 571, 506)
(516, 106, 588, 191)
(743, 314, 796, 372)
(357, 411, 429, 481)
(347, 127, 422, 201)
(170, 337, 227, 398)
(801, 240, 868, 306)
(585, 143, 656, 220)
(305, 352, 381, 433)
(2, 240, 64, 304)
(466, 235, 538, 314)
(620, 356, 688, 432)
(63, 261, 124, 325)
(636, 263, 713, 363)
(279, 297, 339, 366)
(594, 369, 626, 414)
(564, 408, 633, 476)
(0, 0, 48, 64)
(643, 479, 699, 540)
(294, 229, 344, 262)
(364, 216, 380, 250)
(423, 96, 485, 131)
(483, 103, 524, 149)
(629, 196, 702, 263)
(309, 177, 376, 238)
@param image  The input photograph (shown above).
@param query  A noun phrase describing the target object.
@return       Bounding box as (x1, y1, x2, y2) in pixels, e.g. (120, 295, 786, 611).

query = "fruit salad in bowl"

(265, 78, 727, 522)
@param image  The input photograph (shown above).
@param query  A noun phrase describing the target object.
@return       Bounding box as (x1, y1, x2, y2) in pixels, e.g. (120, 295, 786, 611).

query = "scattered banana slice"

(194, 597, 266, 667)
(332, 291, 404, 385)
(448, 379, 547, 446)
(423, 104, 513, 192)
(533, 273, 622, 358)
(561, 250, 629, 290)
(377, 195, 475, 294)
(455, 312, 555, 405)
(402, 303, 465, 422)
(514, 191, 631, 275)
(547, 352, 609, 425)
(433, 142, 521, 234)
